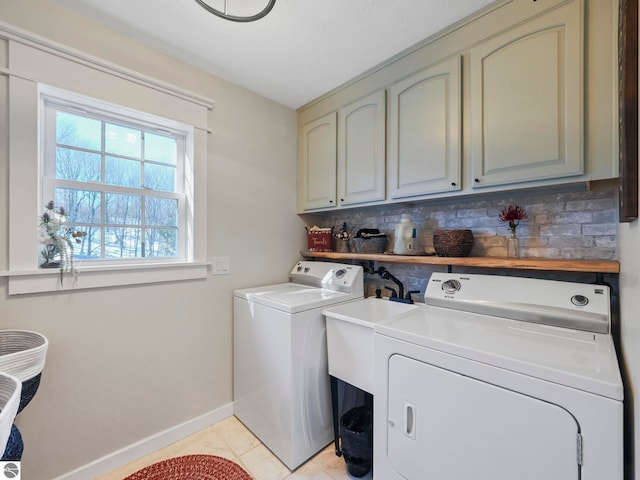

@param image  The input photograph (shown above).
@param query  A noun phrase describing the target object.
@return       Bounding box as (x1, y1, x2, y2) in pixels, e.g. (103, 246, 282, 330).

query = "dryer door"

(387, 354, 580, 480)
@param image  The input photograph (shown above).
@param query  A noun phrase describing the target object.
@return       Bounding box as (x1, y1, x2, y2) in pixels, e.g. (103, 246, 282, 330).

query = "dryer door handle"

(403, 401, 417, 440)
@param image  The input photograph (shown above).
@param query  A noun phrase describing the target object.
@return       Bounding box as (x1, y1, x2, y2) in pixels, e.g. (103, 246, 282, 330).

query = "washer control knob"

(442, 279, 461, 294)
(297, 266, 303, 272)
(571, 294, 589, 306)
(304, 267, 310, 273)
(335, 268, 347, 279)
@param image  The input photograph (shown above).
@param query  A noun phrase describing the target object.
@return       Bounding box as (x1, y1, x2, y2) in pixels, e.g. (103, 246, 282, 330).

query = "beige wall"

(0, 1, 303, 478)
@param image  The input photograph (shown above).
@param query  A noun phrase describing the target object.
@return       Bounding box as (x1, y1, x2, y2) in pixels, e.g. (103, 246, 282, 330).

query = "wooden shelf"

(301, 251, 620, 274)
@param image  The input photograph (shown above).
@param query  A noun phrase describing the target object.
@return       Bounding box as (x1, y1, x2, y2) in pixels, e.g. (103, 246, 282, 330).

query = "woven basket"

(433, 229, 474, 257)
(0, 374, 21, 460)
(0, 331, 48, 413)
(1, 424, 23, 462)
(0, 331, 48, 383)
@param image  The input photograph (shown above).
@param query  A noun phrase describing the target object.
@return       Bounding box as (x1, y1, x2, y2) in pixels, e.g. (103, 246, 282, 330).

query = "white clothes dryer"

(233, 261, 363, 471)
(374, 273, 623, 480)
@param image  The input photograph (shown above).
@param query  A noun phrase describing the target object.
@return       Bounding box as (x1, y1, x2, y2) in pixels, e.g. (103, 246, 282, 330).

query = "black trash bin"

(340, 405, 373, 477)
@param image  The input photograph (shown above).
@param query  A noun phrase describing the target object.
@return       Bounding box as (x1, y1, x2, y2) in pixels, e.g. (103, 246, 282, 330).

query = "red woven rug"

(123, 455, 253, 480)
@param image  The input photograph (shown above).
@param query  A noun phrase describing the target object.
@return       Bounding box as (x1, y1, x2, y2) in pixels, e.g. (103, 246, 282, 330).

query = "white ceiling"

(50, 0, 497, 109)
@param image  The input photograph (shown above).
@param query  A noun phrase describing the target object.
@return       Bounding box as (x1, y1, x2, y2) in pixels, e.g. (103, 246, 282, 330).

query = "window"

(40, 86, 194, 266)
(5, 37, 210, 295)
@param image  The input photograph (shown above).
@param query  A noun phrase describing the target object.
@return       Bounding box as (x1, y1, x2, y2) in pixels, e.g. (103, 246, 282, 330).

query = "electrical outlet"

(212, 256, 231, 275)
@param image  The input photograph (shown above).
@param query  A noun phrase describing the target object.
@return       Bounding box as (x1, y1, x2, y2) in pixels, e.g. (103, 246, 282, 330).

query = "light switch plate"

(212, 256, 231, 275)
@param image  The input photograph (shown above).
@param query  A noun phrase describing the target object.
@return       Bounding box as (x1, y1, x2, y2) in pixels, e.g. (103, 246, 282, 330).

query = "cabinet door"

(387, 354, 580, 480)
(388, 55, 461, 199)
(469, 0, 583, 188)
(337, 90, 386, 206)
(300, 112, 337, 210)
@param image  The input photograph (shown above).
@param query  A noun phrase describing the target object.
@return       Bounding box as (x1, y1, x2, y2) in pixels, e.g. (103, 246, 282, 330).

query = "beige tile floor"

(98, 416, 372, 480)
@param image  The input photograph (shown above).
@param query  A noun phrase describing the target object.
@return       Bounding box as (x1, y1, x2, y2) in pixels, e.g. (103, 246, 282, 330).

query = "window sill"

(1, 262, 210, 295)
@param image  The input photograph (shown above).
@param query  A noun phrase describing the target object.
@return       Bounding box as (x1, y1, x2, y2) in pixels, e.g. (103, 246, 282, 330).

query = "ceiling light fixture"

(194, 0, 276, 22)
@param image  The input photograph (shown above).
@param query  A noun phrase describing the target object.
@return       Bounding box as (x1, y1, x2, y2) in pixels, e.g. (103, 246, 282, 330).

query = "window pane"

(74, 226, 102, 260)
(144, 163, 176, 192)
(145, 133, 177, 165)
(145, 229, 177, 257)
(145, 197, 178, 227)
(105, 123, 141, 158)
(56, 111, 101, 151)
(105, 156, 141, 188)
(105, 227, 142, 258)
(105, 193, 141, 226)
(43, 91, 191, 266)
(55, 188, 102, 225)
(56, 147, 101, 182)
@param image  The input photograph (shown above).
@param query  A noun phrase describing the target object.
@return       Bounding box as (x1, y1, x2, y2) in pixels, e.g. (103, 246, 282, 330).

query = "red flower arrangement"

(499, 205, 527, 232)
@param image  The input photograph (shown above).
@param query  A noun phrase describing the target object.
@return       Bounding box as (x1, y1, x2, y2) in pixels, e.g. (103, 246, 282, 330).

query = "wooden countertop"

(302, 251, 620, 274)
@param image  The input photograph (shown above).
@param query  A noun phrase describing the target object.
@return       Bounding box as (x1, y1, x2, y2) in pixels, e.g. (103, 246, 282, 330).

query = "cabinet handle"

(474, 178, 480, 183)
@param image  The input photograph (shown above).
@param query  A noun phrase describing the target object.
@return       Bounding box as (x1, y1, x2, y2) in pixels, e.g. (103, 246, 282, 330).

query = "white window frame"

(3, 33, 211, 295)
(40, 85, 193, 266)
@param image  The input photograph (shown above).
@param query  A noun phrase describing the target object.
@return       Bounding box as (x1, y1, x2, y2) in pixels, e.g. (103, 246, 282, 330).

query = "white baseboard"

(53, 403, 234, 480)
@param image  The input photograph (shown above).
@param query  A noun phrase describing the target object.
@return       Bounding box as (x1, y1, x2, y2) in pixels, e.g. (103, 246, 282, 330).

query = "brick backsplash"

(303, 181, 619, 301)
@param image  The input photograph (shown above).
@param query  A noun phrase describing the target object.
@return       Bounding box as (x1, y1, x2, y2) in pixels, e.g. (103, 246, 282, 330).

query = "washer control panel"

(289, 261, 363, 294)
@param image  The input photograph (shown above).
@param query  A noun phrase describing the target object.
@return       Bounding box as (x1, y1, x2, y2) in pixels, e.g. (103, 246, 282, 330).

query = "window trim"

(4, 49, 210, 294)
(40, 85, 193, 266)
(3, 261, 209, 295)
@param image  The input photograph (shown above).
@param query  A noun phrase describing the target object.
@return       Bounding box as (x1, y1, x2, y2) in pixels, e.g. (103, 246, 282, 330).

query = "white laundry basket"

(0, 330, 48, 409)
(0, 330, 49, 461)
(0, 330, 48, 381)
(0, 373, 21, 459)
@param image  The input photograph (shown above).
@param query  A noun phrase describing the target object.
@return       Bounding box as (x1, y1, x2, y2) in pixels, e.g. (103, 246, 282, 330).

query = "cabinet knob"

(451, 182, 456, 187)
(340, 198, 344, 202)
(329, 200, 333, 203)
(474, 178, 480, 183)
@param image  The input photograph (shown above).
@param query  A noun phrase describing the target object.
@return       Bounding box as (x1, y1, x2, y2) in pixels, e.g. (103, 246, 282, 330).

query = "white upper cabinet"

(297, 0, 616, 211)
(300, 112, 337, 210)
(337, 90, 386, 206)
(300, 91, 386, 211)
(469, 0, 583, 189)
(388, 55, 461, 199)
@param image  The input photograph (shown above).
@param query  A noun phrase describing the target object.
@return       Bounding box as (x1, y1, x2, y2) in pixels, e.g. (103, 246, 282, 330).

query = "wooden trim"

(619, 0, 639, 222)
(302, 251, 620, 274)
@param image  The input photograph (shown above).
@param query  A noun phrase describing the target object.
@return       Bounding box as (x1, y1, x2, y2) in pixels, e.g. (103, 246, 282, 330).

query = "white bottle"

(393, 214, 417, 255)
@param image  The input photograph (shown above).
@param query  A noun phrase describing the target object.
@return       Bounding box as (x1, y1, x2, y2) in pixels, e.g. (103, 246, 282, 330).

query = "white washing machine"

(374, 272, 623, 480)
(233, 261, 363, 470)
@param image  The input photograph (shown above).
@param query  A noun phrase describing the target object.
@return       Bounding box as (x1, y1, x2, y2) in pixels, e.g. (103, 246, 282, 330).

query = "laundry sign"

(307, 226, 333, 252)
